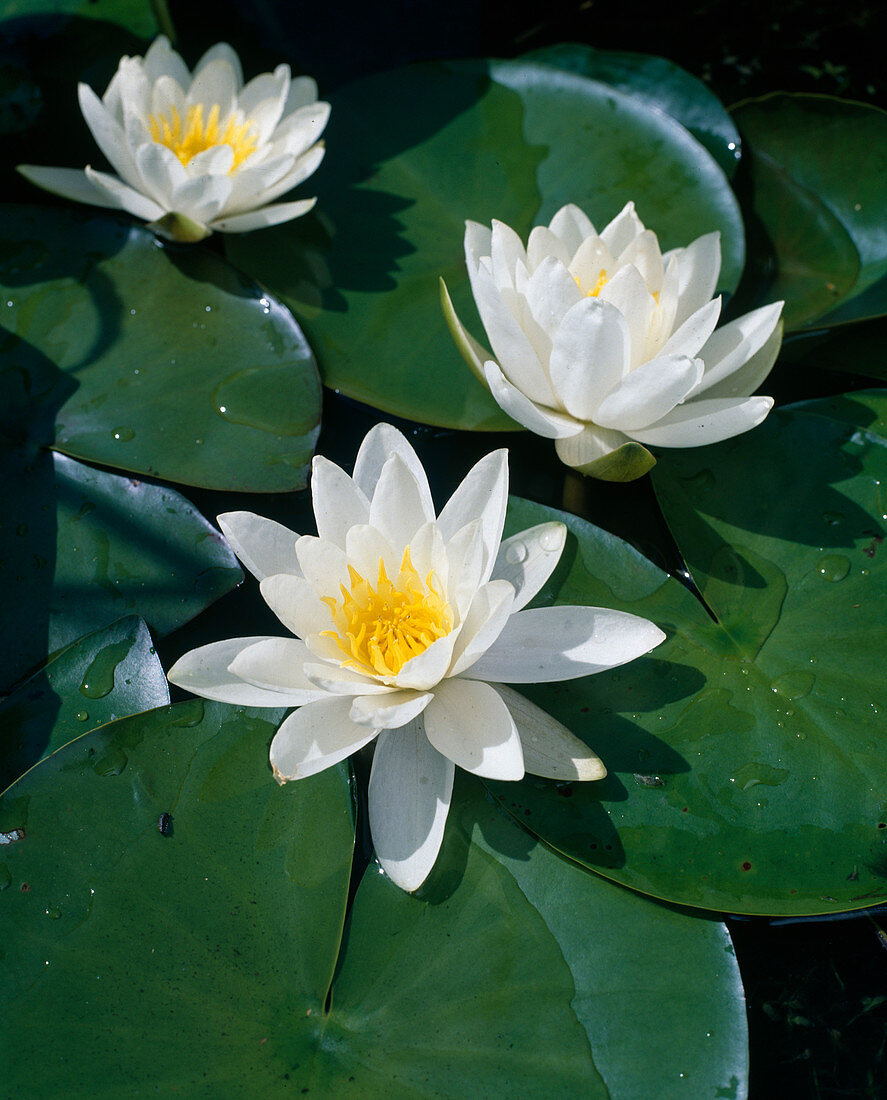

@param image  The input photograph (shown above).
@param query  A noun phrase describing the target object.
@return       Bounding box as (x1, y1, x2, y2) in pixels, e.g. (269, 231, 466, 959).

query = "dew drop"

(770, 670, 815, 700)
(45, 904, 61, 920)
(816, 555, 850, 582)
(80, 640, 131, 699)
(75, 710, 89, 722)
(505, 541, 528, 564)
(111, 426, 135, 442)
(93, 746, 128, 777)
(538, 527, 563, 552)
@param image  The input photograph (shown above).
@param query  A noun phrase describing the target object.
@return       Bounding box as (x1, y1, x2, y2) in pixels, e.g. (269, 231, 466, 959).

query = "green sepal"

(570, 440, 657, 482)
(439, 276, 491, 386)
(148, 211, 211, 243)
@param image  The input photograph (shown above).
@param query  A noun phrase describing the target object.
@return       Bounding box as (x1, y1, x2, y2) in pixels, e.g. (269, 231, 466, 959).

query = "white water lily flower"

(442, 202, 784, 482)
(168, 424, 665, 892)
(18, 36, 329, 242)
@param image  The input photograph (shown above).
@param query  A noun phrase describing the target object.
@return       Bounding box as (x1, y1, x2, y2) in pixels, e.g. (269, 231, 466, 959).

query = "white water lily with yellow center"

(18, 36, 329, 241)
(442, 202, 784, 481)
(168, 424, 665, 891)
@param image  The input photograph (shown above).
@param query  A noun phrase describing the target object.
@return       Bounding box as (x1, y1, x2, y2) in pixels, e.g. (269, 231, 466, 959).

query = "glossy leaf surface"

(0, 701, 748, 1097)
(487, 433, 887, 914)
(0, 445, 241, 690)
(524, 42, 742, 178)
(0, 615, 168, 791)
(0, 205, 322, 490)
(732, 94, 887, 328)
(228, 58, 744, 430)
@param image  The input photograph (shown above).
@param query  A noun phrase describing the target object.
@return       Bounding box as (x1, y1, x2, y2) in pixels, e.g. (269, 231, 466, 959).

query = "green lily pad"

(0, 615, 168, 791)
(780, 319, 887, 383)
(0, 0, 157, 36)
(0, 205, 322, 490)
(0, 700, 749, 1096)
(0, 442, 241, 691)
(732, 93, 887, 328)
(487, 432, 887, 915)
(228, 57, 745, 431)
(524, 42, 742, 178)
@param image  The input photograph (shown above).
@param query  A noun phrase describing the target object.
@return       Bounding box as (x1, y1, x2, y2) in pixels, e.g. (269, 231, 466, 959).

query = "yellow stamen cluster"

(147, 104, 258, 171)
(581, 269, 608, 297)
(320, 549, 453, 678)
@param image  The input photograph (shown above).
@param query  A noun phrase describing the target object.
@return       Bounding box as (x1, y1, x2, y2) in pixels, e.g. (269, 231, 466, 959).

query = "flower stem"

(150, 0, 177, 43)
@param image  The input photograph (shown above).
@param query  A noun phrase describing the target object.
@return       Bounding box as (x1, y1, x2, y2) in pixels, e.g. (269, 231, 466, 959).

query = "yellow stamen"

(147, 103, 258, 172)
(575, 270, 609, 298)
(320, 548, 454, 678)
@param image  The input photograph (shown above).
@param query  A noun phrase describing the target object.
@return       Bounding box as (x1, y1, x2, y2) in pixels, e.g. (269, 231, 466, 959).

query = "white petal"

(568, 233, 612, 291)
(169, 173, 231, 222)
(436, 449, 508, 579)
(483, 360, 584, 439)
(527, 225, 572, 270)
(303, 661, 394, 696)
(270, 697, 376, 782)
(83, 165, 166, 220)
(494, 684, 606, 781)
(167, 636, 311, 706)
(470, 264, 557, 406)
(490, 219, 528, 290)
(77, 83, 139, 184)
(617, 229, 665, 293)
(464, 219, 493, 277)
(135, 140, 186, 204)
(238, 68, 289, 126)
(260, 573, 332, 638)
(217, 511, 300, 582)
(594, 354, 704, 432)
(352, 423, 433, 508)
(555, 424, 633, 470)
(659, 298, 722, 360)
(269, 101, 330, 155)
(185, 144, 234, 176)
(701, 320, 782, 401)
(443, 519, 486, 618)
(211, 198, 316, 233)
(369, 723, 454, 892)
(349, 690, 434, 728)
(693, 302, 784, 396)
(17, 165, 140, 216)
(548, 203, 596, 256)
(194, 43, 244, 87)
(596, 264, 657, 367)
(391, 630, 459, 692)
(187, 57, 238, 119)
(549, 298, 630, 420)
(465, 606, 665, 683)
(627, 396, 774, 447)
(143, 36, 191, 88)
(282, 75, 320, 113)
(369, 453, 435, 550)
(344, 524, 398, 586)
(668, 232, 722, 328)
(423, 679, 524, 779)
(524, 255, 583, 342)
(227, 637, 331, 702)
(311, 455, 370, 546)
(448, 579, 515, 677)
(601, 201, 645, 256)
(294, 535, 348, 596)
(491, 522, 566, 612)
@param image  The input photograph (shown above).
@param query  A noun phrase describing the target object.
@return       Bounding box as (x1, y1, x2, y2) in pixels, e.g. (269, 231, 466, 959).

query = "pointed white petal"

(294, 535, 348, 597)
(310, 455, 370, 546)
(594, 354, 704, 432)
(693, 302, 784, 396)
(448, 579, 515, 677)
(227, 637, 331, 702)
(143, 36, 192, 88)
(349, 689, 434, 728)
(659, 298, 722, 360)
(526, 224, 572, 270)
(168, 636, 312, 706)
(617, 229, 665, 293)
(700, 320, 782, 401)
(303, 662, 393, 696)
(483, 360, 583, 439)
(494, 684, 606, 781)
(282, 75, 320, 113)
(465, 606, 665, 682)
(443, 519, 486, 618)
(77, 83, 139, 184)
(352, 423, 433, 507)
(270, 697, 377, 782)
(628, 396, 774, 446)
(423, 679, 524, 779)
(601, 201, 645, 256)
(489, 219, 527, 290)
(369, 723, 454, 892)
(391, 630, 459, 691)
(549, 298, 630, 420)
(217, 511, 300, 582)
(134, 140, 186, 204)
(369, 453, 435, 550)
(186, 57, 238, 119)
(524, 255, 583, 341)
(18, 165, 125, 214)
(84, 165, 166, 220)
(260, 573, 332, 638)
(343, 524, 398, 586)
(491, 522, 566, 612)
(436, 449, 508, 577)
(210, 198, 316, 233)
(669, 231, 722, 328)
(169, 173, 231, 223)
(548, 203, 597, 255)
(185, 144, 235, 176)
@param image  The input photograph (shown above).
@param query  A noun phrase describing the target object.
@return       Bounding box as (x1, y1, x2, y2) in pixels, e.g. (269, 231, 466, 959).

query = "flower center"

(320, 548, 454, 678)
(576, 270, 608, 298)
(147, 104, 258, 171)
